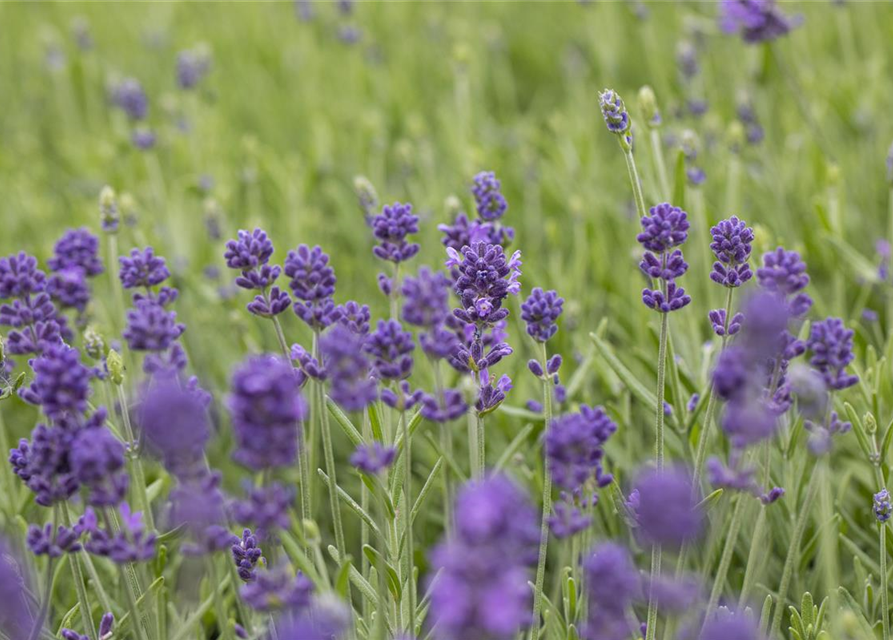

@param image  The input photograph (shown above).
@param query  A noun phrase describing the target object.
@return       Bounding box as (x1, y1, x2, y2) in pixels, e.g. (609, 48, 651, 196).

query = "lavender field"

(0, 1, 892, 639)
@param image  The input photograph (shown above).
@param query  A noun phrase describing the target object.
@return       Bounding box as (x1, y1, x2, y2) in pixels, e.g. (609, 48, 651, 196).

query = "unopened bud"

(728, 120, 745, 155)
(99, 186, 119, 234)
(107, 350, 125, 386)
(84, 326, 107, 361)
(637, 85, 661, 129)
(353, 175, 379, 220)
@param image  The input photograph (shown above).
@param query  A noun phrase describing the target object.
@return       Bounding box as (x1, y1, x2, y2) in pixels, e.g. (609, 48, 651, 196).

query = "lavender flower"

(520, 288, 564, 342)
(131, 128, 156, 150)
(700, 611, 764, 640)
(708, 309, 743, 337)
(9, 424, 80, 506)
(0, 251, 68, 355)
(176, 44, 212, 89)
(364, 319, 415, 380)
(547, 498, 592, 539)
(637, 203, 690, 253)
(227, 355, 306, 471)
(224, 228, 291, 318)
(0, 537, 31, 637)
(48, 228, 104, 276)
(472, 171, 508, 221)
(350, 441, 397, 475)
(284, 244, 340, 330)
(320, 324, 377, 411)
(402, 267, 451, 328)
(807, 317, 859, 391)
(112, 78, 148, 120)
(582, 543, 639, 640)
(123, 297, 185, 352)
(545, 406, 616, 491)
(874, 489, 891, 523)
(449, 241, 522, 327)
(232, 482, 294, 540)
(139, 374, 210, 476)
(371, 202, 420, 263)
(709, 216, 754, 287)
(475, 372, 513, 415)
(757, 247, 812, 317)
(170, 471, 236, 555)
(627, 467, 701, 548)
(99, 186, 119, 234)
(27, 523, 82, 557)
(642, 281, 691, 312)
(232, 529, 264, 582)
(241, 569, 313, 612)
(82, 503, 156, 563)
(720, 0, 800, 43)
(274, 601, 349, 640)
(598, 89, 631, 135)
(47, 267, 90, 312)
(420, 388, 468, 423)
(70, 424, 129, 506)
(638, 203, 692, 313)
(337, 300, 371, 335)
(119, 247, 171, 289)
(19, 344, 92, 420)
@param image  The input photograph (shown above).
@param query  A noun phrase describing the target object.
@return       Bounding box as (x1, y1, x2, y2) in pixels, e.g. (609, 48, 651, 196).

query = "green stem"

(270, 315, 291, 362)
(531, 342, 554, 639)
(622, 145, 649, 220)
(474, 410, 485, 479)
(881, 520, 890, 640)
(770, 462, 820, 637)
(116, 384, 155, 532)
(645, 543, 662, 640)
(208, 557, 233, 640)
(431, 359, 453, 533)
(887, 186, 893, 334)
(649, 129, 671, 201)
(703, 492, 748, 622)
(401, 408, 416, 632)
(120, 562, 150, 640)
(738, 506, 768, 608)
(61, 501, 98, 640)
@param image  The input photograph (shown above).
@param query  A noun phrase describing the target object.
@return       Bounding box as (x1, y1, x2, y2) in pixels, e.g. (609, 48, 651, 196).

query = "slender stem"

(531, 342, 554, 640)
(475, 410, 485, 479)
(431, 359, 452, 533)
(390, 263, 401, 321)
(120, 562, 150, 640)
(208, 557, 234, 640)
(28, 553, 56, 640)
(108, 234, 127, 333)
(116, 384, 155, 532)
(623, 146, 649, 220)
(270, 316, 291, 362)
(887, 186, 893, 335)
(401, 408, 416, 632)
(881, 520, 890, 640)
(703, 492, 748, 622)
(649, 129, 671, 201)
(61, 501, 98, 640)
(738, 506, 768, 608)
(770, 462, 821, 637)
(645, 543, 662, 640)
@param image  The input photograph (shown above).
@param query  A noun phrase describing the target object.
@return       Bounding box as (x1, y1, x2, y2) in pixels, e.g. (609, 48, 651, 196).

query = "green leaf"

(824, 234, 881, 284)
(411, 457, 443, 526)
(318, 468, 384, 541)
(498, 405, 544, 422)
(494, 422, 536, 471)
(335, 555, 354, 600)
(881, 414, 893, 463)
(368, 402, 385, 442)
(838, 586, 876, 639)
(694, 488, 724, 515)
(564, 571, 578, 623)
(759, 595, 773, 635)
(844, 402, 873, 462)
(117, 577, 166, 639)
(280, 531, 323, 585)
(589, 332, 658, 414)
(326, 398, 365, 447)
(363, 544, 402, 601)
(145, 477, 167, 504)
(672, 148, 686, 211)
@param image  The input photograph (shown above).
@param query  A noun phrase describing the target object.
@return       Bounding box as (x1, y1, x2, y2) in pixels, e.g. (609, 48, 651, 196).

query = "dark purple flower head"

(320, 324, 377, 411)
(628, 467, 701, 548)
(598, 89, 630, 135)
(706, 457, 759, 495)
(720, 0, 800, 43)
(0, 251, 47, 299)
(131, 128, 156, 150)
(27, 523, 82, 557)
(806, 411, 851, 455)
(365, 319, 415, 381)
(438, 212, 514, 253)
(402, 267, 451, 328)
(0, 537, 32, 637)
(171, 471, 237, 555)
(642, 281, 691, 313)
(475, 372, 513, 416)
(176, 45, 212, 90)
(640, 249, 688, 281)
(637, 203, 690, 254)
(700, 611, 764, 640)
(240, 569, 313, 613)
(21, 345, 92, 422)
(520, 288, 564, 342)
(247, 286, 291, 318)
(112, 78, 148, 120)
(70, 425, 128, 506)
(709, 216, 754, 287)
(371, 202, 420, 263)
(232, 529, 264, 582)
(420, 387, 468, 423)
(337, 300, 370, 335)
(123, 298, 185, 352)
(807, 317, 858, 391)
(472, 171, 508, 221)
(547, 498, 592, 539)
(119, 247, 170, 289)
(350, 441, 397, 475)
(381, 380, 423, 411)
(284, 245, 339, 329)
(448, 242, 522, 326)
(582, 543, 639, 640)
(49, 228, 104, 276)
(875, 489, 892, 523)
(232, 482, 294, 540)
(224, 228, 278, 287)
(708, 309, 743, 337)
(420, 324, 462, 362)
(47, 267, 90, 312)
(139, 374, 210, 476)
(9, 424, 80, 506)
(228, 355, 306, 471)
(545, 406, 616, 491)
(757, 247, 810, 297)
(82, 503, 156, 563)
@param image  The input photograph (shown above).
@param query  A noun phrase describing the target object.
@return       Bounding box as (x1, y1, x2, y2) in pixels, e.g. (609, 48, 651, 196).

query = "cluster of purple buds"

(63, 614, 114, 640)
(807, 317, 859, 391)
(112, 77, 148, 121)
(338, 300, 371, 335)
(720, 0, 801, 44)
(70, 421, 129, 507)
(241, 568, 313, 613)
(710, 217, 754, 286)
(520, 287, 563, 343)
(371, 202, 420, 264)
(350, 441, 397, 475)
(320, 324, 377, 411)
(626, 466, 701, 548)
(548, 491, 595, 539)
(232, 482, 294, 541)
(176, 44, 212, 90)
(0, 251, 71, 355)
(439, 171, 515, 256)
(805, 411, 852, 456)
(637, 203, 692, 313)
(45, 227, 104, 314)
(708, 308, 744, 337)
(545, 405, 616, 491)
(472, 171, 508, 221)
(224, 228, 291, 318)
(364, 319, 415, 380)
(582, 543, 641, 640)
(757, 247, 813, 318)
(227, 355, 306, 471)
(284, 244, 340, 330)
(598, 89, 632, 145)
(170, 471, 236, 555)
(428, 475, 539, 640)
(81, 503, 156, 563)
(232, 529, 264, 582)
(874, 489, 892, 523)
(26, 522, 82, 557)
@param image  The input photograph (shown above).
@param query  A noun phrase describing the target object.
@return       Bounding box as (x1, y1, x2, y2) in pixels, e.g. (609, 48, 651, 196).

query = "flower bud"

(637, 85, 661, 129)
(302, 519, 320, 543)
(99, 185, 119, 234)
(107, 349, 125, 386)
(865, 412, 878, 435)
(727, 120, 745, 155)
(353, 175, 379, 220)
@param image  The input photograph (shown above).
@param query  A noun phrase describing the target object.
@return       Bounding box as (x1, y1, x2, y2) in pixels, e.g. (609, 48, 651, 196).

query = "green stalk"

(208, 557, 233, 640)
(770, 462, 820, 637)
(881, 520, 890, 640)
(531, 342, 554, 640)
(28, 551, 56, 640)
(703, 492, 748, 622)
(622, 145, 648, 220)
(649, 129, 671, 201)
(431, 359, 453, 532)
(120, 562, 150, 640)
(645, 543, 662, 640)
(887, 186, 893, 334)
(116, 384, 155, 532)
(738, 441, 772, 608)
(61, 501, 98, 640)
(474, 410, 485, 479)
(401, 407, 416, 632)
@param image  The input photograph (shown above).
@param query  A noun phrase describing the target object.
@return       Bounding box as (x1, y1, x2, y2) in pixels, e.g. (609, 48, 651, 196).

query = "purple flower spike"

(807, 317, 859, 390)
(139, 374, 211, 476)
(337, 300, 371, 335)
(71, 425, 129, 506)
(757, 247, 810, 297)
(20, 344, 92, 419)
(49, 228, 104, 276)
(709, 216, 754, 287)
(708, 308, 743, 336)
(371, 202, 420, 264)
(232, 529, 264, 582)
(350, 441, 397, 475)
(27, 523, 82, 557)
(112, 78, 148, 121)
(119, 247, 170, 289)
(47, 267, 90, 312)
(365, 319, 415, 381)
(450, 242, 522, 326)
(284, 244, 340, 330)
(640, 249, 689, 281)
(232, 482, 294, 540)
(547, 499, 592, 539)
(520, 288, 564, 342)
(82, 503, 156, 563)
(171, 471, 236, 555)
(320, 324, 377, 411)
(874, 489, 892, 523)
(228, 355, 307, 471)
(628, 466, 701, 548)
(642, 282, 691, 313)
(240, 569, 313, 613)
(637, 203, 690, 253)
(545, 405, 616, 491)
(402, 267, 451, 328)
(598, 89, 631, 135)
(123, 298, 185, 352)
(176, 45, 212, 90)
(421, 388, 468, 423)
(582, 543, 639, 640)
(224, 228, 285, 295)
(472, 171, 508, 221)
(701, 611, 763, 640)
(720, 0, 800, 44)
